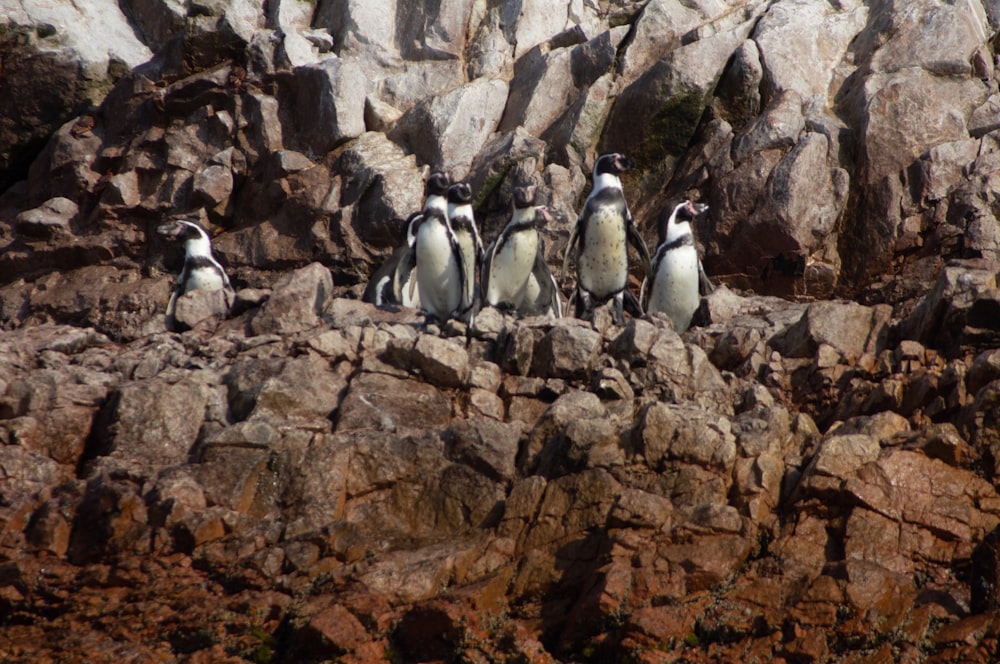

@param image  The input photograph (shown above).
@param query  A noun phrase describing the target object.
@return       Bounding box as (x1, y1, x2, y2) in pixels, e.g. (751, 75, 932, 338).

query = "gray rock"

(499, 46, 576, 138)
(316, 0, 398, 56)
(281, 59, 367, 156)
(172, 288, 232, 331)
(0, 2, 151, 189)
(336, 372, 452, 433)
(102, 171, 141, 208)
(332, 132, 424, 248)
(605, 24, 747, 173)
(898, 262, 1000, 356)
(388, 78, 509, 178)
(250, 263, 333, 335)
(15, 197, 78, 238)
(531, 321, 601, 379)
(411, 335, 470, 388)
(869, 0, 989, 77)
(249, 353, 346, 423)
(639, 402, 736, 473)
(769, 301, 890, 361)
(752, 0, 868, 99)
(94, 376, 212, 470)
(445, 417, 521, 483)
(618, 0, 735, 87)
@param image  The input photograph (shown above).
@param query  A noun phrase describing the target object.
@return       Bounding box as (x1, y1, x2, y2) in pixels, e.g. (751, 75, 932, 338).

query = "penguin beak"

(616, 155, 636, 172)
(156, 221, 182, 238)
(536, 206, 552, 226)
(687, 202, 708, 215)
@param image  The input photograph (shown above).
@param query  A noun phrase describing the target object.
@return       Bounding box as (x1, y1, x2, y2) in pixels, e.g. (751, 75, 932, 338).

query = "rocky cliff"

(3, 0, 1000, 661)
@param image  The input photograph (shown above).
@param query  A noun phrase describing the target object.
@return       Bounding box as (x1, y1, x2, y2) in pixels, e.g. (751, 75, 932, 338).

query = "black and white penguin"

(393, 171, 452, 308)
(157, 219, 234, 317)
(562, 152, 651, 324)
(363, 211, 423, 307)
(447, 181, 483, 314)
(412, 207, 467, 323)
(481, 185, 562, 318)
(643, 200, 713, 332)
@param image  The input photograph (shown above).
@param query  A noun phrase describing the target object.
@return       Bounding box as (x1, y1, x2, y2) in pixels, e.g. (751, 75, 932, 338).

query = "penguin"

(643, 200, 713, 332)
(412, 207, 467, 323)
(481, 185, 562, 318)
(363, 211, 422, 307)
(391, 171, 452, 308)
(562, 152, 652, 325)
(447, 181, 483, 314)
(156, 219, 234, 318)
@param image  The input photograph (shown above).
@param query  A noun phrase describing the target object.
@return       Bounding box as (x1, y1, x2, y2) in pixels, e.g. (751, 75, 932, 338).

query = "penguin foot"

(611, 292, 626, 326)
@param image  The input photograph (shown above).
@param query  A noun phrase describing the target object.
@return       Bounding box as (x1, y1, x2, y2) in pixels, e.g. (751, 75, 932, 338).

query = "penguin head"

(447, 182, 473, 205)
(157, 219, 213, 257)
(659, 200, 708, 244)
(425, 171, 451, 198)
(532, 205, 553, 229)
(593, 152, 635, 178)
(512, 185, 537, 210)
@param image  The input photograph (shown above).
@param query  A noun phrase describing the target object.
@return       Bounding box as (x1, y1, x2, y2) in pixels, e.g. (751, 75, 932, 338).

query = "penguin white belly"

(416, 223, 462, 318)
(579, 209, 627, 299)
(648, 246, 700, 332)
(184, 265, 226, 293)
(486, 230, 537, 306)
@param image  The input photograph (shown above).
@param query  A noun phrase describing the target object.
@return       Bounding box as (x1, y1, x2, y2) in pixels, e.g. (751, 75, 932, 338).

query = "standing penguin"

(412, 207, 467, 323)
(644, 200, 713, 332)
(157, 219, 235, 319)
(363, 211, 422, 307)
(392, 171, 453, 308)
(562, 152, 651, 324)
(481, 185, 562, 318)
(447, 181, 483, 315)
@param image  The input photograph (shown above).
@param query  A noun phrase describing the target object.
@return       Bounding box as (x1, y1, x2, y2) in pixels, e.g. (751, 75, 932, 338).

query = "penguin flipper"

(450, 231, 471, 314)
(627, 221, 653, 284)
(639, 277, 649, 313)
(623, 288, 644, 318)
(479, 239, 494, 304)
(561, 223, 579, 282)
(394, 246, 418, 303)
(698, 260, 715, 296)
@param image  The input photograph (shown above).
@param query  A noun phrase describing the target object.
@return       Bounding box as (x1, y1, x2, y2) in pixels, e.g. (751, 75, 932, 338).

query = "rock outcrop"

(3, 0, 1000, 661)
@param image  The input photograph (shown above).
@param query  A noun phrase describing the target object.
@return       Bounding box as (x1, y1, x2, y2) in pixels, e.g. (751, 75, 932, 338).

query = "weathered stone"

(639, 402, 736, 473)
(798, 433, 879, 498)
(280, 59, 366, 156)
(531, 321, 600, 379)
(249, 353, 345, 423)
(520, 391, 606, 475)
(386, 334, 470, 388)
(14, 197, 78, 238)
(444, 417, 520, 484)
(171, 288, 232, 331)
(388, 78, 509, 177)
(899, 263, 1000, 357)
(93, 376, 212, 470)
(770, 301, 889, 360)
(250, 262, 333, 335)
(336, 372, 451, 433)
